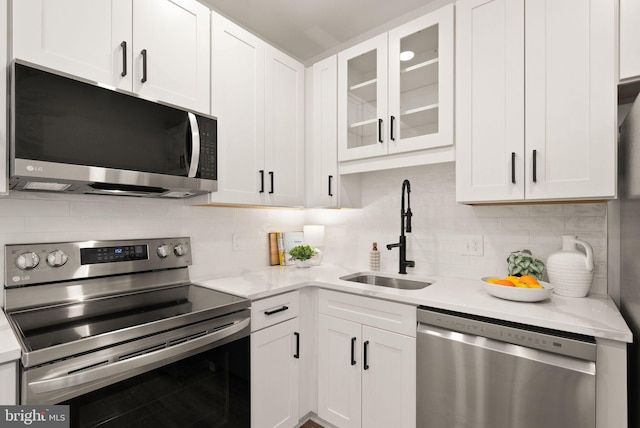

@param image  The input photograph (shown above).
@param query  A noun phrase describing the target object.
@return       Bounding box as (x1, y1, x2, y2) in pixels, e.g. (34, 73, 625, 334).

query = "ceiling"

(200, 0, 442, 64)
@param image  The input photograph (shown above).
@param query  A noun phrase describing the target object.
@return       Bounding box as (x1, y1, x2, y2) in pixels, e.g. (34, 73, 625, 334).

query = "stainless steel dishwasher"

(417, 306, 597, 428)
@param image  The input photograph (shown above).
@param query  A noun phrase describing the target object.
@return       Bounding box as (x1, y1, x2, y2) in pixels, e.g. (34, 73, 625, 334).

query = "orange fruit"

(519, 275, 540, 286)
(494, 279, 516, 287)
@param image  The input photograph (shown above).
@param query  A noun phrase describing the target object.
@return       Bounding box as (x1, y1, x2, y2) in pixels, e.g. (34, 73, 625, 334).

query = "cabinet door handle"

(532, 149, 537, 183)
(294, 332, 300, 359)
(363, 340, 370, 370)
(120, 41, 127, 77)
(350, 337, 357, 365)
(141, 49, 148, 83)
(269, 171, 274, 194)
(264, 305, 288, 316)
(259, 170, 265, 193)
(390, 115, 396, 141)
(378, 119, 383, 143)
(328, 175, 333, 197)
(511, 152, 516, 184)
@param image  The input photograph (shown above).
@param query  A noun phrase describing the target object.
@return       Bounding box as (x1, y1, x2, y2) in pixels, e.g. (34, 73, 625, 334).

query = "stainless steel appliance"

(617, 93, 640, 426)
(417, 307, 596, 428)
(10, 62, 217, 198)
(4, 237, 250, 427)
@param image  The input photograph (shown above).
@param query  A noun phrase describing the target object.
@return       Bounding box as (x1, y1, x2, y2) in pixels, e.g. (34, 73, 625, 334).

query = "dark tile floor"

(300, 420, 324, 428)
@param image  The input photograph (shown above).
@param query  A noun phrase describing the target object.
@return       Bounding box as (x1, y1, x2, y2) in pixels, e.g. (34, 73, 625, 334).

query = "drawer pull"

(363, 340, 370, 370)
(294, 332, 300, 359)
(264, 305, 289, 316)
(351, 337, 357, 365)
(120, 41, 127, 77)
(141, 49, 148, 83)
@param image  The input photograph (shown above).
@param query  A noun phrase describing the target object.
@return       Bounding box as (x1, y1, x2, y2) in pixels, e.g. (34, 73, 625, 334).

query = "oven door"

(64, 336, 249, 428)
(22, 311, 250, 427)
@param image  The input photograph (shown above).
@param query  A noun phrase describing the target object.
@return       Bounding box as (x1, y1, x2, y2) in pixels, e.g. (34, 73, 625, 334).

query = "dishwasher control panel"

(417, 306, 596, 362)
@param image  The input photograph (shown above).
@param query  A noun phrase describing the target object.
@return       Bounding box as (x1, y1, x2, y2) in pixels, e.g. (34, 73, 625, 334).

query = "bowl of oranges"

(481, 275, 554, 302)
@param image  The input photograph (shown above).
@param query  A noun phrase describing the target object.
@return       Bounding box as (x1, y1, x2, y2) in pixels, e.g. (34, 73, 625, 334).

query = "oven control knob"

(174, 244, 189, 257)
(15, 252, 40, 270)
(157, 245, 171, 258)
(46, 250, 68, 267)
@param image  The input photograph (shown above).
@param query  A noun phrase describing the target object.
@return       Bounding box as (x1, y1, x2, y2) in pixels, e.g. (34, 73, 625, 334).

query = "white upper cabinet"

(264, 46, 305, 207)
(387, 7, 454, 155)
(620, 0, 640, 82)
(209, 13, 266, 206)
(307, 55, 339, 208)
(456, 0, 616, 203)
(12, 0, 210, 114)
(338, 34, 389, 161)
(132, 0, 210, 113)
(337, 5, 454, 170)
(207, 13, 304, 207)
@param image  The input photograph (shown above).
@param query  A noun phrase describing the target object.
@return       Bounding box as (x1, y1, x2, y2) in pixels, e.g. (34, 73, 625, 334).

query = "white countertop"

(0, 311, 21, 365)
(0, 264, 630, 365)
(195, 264, 633, 343)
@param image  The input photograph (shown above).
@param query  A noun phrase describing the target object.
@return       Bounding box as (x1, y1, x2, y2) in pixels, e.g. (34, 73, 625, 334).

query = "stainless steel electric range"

(4, 237, 250, 428)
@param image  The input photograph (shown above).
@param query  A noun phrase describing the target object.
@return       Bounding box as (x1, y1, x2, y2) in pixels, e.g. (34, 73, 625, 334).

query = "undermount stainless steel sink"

(340, 272, 432, 290)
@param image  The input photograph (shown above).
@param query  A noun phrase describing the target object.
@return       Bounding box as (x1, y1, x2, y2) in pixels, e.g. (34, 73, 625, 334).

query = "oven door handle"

(187, 112, 200, 178)
(27, 317, 250, 395)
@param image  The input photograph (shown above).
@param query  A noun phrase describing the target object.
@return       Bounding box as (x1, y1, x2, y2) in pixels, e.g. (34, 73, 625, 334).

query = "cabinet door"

(310, 55, 338, 207)
(208, 13, 266, 206)
(12, 0, 132, 91)
(338, 34, 388, 161)
(318, 315, 361, 428)
(388, 4, 454, 154)
(251, 318, 300, 428)
(265, 46, 305, 207)
(361, 326, 416, 428)
(620, 0, 640, 81)
(525, 0, 616, 200)
(455, 0, 525, 203)
(132, 0, 210, 114)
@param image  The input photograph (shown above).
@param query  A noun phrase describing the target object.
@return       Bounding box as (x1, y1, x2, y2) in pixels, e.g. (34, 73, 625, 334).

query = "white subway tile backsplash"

(0, 163, 610, 305)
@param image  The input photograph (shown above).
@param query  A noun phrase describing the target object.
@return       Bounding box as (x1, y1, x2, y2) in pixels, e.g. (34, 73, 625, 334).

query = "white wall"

(0, 161, 608, 306)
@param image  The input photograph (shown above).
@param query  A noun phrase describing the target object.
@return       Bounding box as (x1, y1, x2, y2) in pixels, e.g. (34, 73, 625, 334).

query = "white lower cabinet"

(317, 290, 416, 428)
(0, 361, 17, 405)
(251, 292, 300, 428)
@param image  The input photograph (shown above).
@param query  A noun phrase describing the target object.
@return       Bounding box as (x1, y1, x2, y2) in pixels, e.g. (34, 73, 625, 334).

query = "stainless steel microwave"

(9, 62, 217, 198)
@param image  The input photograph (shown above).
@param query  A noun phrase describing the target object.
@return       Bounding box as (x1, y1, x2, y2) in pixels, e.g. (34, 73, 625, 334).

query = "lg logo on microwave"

(26, 165, 44, 172)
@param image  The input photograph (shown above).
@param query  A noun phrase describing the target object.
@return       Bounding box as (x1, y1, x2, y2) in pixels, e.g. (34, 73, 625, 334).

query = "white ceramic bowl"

(481, 277, 554, 302)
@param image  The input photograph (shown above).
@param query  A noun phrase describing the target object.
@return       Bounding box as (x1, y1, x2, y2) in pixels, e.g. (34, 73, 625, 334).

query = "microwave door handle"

(187, 112, 200, 178)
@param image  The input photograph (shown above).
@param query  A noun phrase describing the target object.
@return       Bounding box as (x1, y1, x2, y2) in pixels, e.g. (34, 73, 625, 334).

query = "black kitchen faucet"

(386, 179, 415, 274)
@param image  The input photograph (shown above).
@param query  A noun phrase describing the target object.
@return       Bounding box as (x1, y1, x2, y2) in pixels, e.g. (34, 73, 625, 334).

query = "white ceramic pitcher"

(546, 235, 594, 297)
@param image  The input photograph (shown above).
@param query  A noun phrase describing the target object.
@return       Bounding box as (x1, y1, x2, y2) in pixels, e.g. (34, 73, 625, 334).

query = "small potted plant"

(288, 245, 318, 268)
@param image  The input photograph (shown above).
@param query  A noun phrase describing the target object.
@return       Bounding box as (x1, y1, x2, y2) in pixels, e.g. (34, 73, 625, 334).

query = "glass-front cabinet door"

(388, 5, 453, 154)
(338, 34, 388, 161)
(337, 5, 453, 163)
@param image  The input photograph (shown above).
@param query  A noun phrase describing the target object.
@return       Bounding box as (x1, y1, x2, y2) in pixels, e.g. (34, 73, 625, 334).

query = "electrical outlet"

(461, 235, 484, 256)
